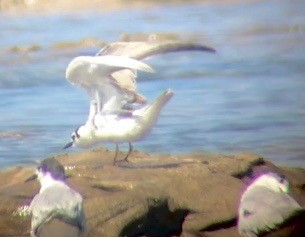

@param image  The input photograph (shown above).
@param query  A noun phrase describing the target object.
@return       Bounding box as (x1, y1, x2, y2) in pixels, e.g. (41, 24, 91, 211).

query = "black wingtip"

(203, 47, 216, 53)
(185, 44, 216, 53)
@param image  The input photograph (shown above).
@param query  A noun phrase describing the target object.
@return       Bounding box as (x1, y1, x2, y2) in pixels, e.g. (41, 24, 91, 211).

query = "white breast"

(93, 114, 150, 143)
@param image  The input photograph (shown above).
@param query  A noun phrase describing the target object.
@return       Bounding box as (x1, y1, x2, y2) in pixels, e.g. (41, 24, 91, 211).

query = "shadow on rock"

(120, 198, 189, 237)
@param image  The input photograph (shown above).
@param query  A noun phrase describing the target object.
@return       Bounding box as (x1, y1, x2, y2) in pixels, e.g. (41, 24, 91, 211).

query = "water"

(0, 0, 305, 169)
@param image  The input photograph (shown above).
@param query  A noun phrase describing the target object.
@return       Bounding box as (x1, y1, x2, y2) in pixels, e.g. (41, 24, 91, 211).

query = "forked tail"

(135, 89, 174, 128)
(150, 89, 174, 114)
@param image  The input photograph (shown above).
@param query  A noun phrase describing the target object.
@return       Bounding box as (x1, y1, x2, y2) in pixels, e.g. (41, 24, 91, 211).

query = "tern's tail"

(148, 89, 174, 115)
(134, 89, 174, 132)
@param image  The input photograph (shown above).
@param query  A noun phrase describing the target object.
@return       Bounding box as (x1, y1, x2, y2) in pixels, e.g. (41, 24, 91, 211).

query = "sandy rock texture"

(0, 149, 304, 236)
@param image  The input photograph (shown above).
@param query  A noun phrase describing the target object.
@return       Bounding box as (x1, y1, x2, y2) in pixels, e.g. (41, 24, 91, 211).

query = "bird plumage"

(30, 181, 85, 236)
(96, 41, 215, 104)
(65, 55, 154, 116)
(29, 158, 85, 237)
(238, 172, 304, 237)
(64, 40, 215, 164)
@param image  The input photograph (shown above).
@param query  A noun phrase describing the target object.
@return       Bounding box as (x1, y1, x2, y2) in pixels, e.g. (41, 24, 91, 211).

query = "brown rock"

(51, 38, 106, 50)
(0, 149, 304, 237)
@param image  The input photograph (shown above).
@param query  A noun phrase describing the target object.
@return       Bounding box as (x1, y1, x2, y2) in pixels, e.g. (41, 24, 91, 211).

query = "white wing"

(97, 41, 216, 105)
(65, 55, 154, 120)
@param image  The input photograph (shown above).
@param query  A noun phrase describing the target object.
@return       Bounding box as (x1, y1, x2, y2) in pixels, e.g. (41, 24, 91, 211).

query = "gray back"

(30, 183, 85, 237)
(238, 186, 303, 236)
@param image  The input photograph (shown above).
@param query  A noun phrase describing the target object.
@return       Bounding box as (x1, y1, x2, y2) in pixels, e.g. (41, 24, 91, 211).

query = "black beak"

(63, 141, 73, 149)
(24, 174, 37, 183)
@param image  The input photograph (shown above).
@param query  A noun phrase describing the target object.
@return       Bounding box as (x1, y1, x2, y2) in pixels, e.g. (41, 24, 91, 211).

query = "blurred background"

(0, 0, 304, 169)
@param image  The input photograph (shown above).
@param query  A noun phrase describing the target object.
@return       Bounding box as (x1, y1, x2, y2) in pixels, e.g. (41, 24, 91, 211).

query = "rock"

(119, 33, 182, 42)
(0, 0, 208, 14)
(6, 45, 41, 53)
(0, 149, 304, 236)
(51, 38, 106, 50)
(0, 132, 30, 139)
(118, 32, 207, 46)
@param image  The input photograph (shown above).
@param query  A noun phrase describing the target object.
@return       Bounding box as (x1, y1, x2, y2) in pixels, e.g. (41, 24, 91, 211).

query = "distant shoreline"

(0, 0, 260, 15)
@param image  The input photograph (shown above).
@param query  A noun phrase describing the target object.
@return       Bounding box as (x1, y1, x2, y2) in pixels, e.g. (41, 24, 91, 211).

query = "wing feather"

(66, 55, 153, 86)
(66, 41, 215, 115)
(96, 41, 215, 104)
(65, 55, 153, 115)
(96, 41, 215, 59)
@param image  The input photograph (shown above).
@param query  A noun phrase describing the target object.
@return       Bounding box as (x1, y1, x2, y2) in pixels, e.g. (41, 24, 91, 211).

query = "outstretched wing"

(65, 55, 153, 120)
(96, 41, 216, 104)
(97, 41, 215, 59)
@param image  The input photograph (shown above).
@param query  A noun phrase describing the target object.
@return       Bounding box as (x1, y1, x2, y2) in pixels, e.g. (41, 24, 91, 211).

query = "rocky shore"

(0, 0, 248, 14)
(0, 148, 304, 236)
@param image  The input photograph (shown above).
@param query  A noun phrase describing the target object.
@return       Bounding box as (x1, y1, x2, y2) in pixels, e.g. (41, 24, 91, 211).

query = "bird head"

(25, 157, 66, 185)
(63, 126, 81, 149)
(64, 124, 96, 149)
(37, 157, 66, 182)
(251, 172, 290, 193)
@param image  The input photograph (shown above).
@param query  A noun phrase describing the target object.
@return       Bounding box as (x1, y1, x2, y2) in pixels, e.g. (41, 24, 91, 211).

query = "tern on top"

(63, 40, 215, 164)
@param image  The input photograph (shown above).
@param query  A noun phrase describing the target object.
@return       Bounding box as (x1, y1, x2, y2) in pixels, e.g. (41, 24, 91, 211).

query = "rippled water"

(0, 0, 305, 169)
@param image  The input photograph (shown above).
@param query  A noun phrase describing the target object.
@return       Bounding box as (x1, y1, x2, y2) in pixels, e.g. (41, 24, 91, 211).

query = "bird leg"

(113, 144, 119, 165)
(123, 142, 133, 163)
(113, 143, 133, 165)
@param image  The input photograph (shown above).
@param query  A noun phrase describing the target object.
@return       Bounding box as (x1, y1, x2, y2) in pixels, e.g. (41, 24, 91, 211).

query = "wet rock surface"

(0, 149, 304, 236)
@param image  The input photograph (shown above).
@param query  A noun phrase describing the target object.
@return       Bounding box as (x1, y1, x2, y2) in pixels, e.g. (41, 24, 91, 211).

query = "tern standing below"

(29, 158, 86, 237)
(63, 40, 215, 164)
(238, 172, 305, 237)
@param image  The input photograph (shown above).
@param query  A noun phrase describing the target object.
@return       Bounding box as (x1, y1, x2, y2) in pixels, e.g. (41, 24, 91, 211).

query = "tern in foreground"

(238, 172, 305, 237)
(63, 40, 215, 164)
(29, 158, 86, 237)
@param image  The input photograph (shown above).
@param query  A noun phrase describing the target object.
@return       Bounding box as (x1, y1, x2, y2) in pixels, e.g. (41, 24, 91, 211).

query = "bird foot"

(113, 158, 130, 166)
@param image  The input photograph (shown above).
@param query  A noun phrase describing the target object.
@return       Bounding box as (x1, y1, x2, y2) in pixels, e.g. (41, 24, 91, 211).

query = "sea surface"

(0, 0, 305, 169)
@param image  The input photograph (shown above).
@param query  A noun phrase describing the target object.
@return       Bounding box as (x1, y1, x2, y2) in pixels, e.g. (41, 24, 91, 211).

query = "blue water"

(0, 0, 305, 169)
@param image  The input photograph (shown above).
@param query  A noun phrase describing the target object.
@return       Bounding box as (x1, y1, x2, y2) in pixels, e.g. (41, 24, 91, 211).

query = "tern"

(63, 41, 215, 164)
(238, 172, 305, 237)
(29, 158, 86, 237)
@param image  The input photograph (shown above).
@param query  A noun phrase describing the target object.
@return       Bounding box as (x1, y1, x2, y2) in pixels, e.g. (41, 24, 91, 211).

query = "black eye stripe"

(75, 127, 80, 138)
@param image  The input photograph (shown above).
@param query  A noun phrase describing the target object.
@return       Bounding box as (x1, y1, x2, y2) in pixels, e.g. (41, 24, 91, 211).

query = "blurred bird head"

(25, 157, 65, 183)
(250, 172, 290, 193)
(63, 124, 94, 149)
